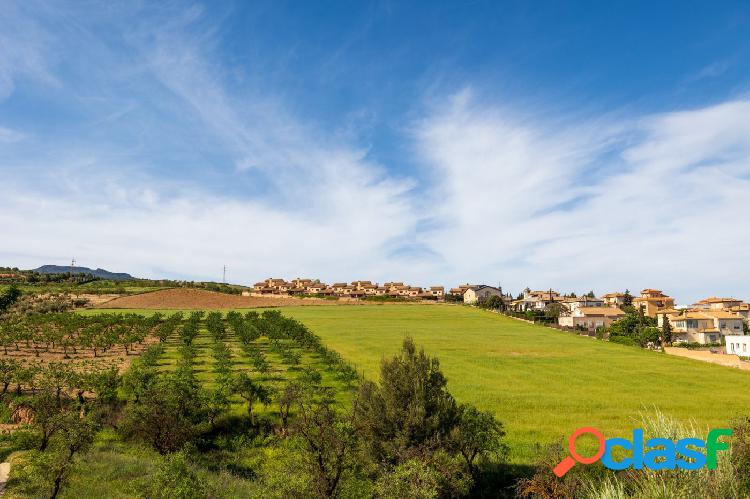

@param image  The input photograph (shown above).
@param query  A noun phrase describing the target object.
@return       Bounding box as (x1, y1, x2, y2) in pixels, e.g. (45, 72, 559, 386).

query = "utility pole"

(222, 265, 227, 284)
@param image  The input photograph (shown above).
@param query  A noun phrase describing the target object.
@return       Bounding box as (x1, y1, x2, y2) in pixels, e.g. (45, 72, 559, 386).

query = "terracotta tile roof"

(699, 297, 742, 304)
(671, 310, 743, 320)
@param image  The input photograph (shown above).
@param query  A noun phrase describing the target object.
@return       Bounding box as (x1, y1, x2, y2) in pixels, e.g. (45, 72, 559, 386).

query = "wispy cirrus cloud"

(0, 2, 419, 284)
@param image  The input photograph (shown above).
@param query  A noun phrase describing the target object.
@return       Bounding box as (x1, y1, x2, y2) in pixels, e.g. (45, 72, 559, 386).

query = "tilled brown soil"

(96, 288, 334, 310)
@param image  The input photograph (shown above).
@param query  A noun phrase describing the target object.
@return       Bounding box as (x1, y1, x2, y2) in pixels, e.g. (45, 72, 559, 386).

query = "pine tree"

(661, 315, 673, 345)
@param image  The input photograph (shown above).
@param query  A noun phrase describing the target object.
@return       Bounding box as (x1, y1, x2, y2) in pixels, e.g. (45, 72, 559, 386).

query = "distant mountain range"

(33, 265, 135, 281)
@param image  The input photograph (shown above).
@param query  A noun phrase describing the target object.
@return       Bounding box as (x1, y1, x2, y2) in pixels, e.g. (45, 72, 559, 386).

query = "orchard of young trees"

(0, 307, 509, 497)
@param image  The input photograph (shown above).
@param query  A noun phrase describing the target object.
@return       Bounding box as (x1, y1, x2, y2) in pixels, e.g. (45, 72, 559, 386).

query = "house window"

(744, 344, 747, 353)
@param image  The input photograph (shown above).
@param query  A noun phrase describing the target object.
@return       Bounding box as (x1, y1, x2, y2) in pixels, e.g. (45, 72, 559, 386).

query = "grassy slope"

(83, 304, 750, 465)
(276, 304, 750, 464)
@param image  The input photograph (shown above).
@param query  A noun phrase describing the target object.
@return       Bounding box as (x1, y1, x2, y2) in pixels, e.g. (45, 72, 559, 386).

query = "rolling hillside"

(278, 304, 750, 464)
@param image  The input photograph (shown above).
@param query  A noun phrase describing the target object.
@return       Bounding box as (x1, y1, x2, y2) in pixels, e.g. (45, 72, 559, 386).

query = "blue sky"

(1, 1, 749, 303)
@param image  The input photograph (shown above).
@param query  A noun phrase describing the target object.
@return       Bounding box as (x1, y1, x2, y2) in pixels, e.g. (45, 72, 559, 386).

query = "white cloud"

(414, 94, 750, 302)
(0, 4, 419, 286)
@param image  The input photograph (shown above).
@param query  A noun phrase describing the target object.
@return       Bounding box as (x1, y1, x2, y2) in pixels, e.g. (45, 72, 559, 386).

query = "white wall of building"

(725, 335, 750, 356)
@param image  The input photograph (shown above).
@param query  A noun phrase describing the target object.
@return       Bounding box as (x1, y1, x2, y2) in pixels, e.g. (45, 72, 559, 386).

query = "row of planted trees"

(0, 312, 183, 358)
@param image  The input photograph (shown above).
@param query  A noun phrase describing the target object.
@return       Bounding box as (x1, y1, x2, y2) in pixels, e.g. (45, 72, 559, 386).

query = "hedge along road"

(82, 304, 750, 465)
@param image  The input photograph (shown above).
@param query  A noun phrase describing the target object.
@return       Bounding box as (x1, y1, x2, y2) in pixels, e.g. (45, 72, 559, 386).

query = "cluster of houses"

(249, 277, 445, 300)
(447, 285, 750, 346)
(249, 278, 750, 348)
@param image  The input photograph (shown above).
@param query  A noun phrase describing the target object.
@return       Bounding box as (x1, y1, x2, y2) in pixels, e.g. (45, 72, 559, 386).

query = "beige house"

(464, 285, 503, 304)
(658, 309, 745, 344)
(691, 297, 750, 327)
(602, 292, 628, 307)
(633, 289, 675, 317)
(291, 278, 313, 289)
(307, 283, 333, 295)
(693, 297, 744, 310)
(730, 304, 750, 325)
(558, 307, 625, 331)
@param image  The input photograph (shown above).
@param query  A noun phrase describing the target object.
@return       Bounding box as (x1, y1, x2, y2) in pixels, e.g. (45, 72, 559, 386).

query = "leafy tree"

(448, 404, 507, 476)
(544, 302, 567, 320)
(232, 372, 272, 425)
(354, 337, 459, 464)
(205, 386, 231, 429)
(294, 396, 359, 498)
(0, 358, 19, 395)
(278, 381, 303, 429)
(29, 391, 68, 451)
(607, 309, 657, 347)
(0, 284, 22, 311)
(146, 451, 207, 499)
(375, 459, 441, 499)
(640, 326, 660, 346)
(480, 295, 505, 311)
(46, 414, 97, 498)
(121, 374, 207, 454)
(121, 362, 157, 404)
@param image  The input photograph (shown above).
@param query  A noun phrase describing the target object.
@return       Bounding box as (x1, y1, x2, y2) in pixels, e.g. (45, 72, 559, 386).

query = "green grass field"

(84, 304, 750, 465)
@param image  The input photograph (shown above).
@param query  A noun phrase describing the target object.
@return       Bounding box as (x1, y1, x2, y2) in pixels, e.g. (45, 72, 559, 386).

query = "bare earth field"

(96, 288, 337, 309)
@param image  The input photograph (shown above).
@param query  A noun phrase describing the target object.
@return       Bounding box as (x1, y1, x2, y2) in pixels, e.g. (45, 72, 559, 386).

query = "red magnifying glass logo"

(553, 427, 605, 477)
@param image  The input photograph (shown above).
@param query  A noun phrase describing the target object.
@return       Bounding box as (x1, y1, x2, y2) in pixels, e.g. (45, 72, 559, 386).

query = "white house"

(725, 335, 750, 357)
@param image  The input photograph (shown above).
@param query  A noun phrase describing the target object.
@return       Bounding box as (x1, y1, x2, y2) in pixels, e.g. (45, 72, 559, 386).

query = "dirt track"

(97, 288, 335, 309)
(664, 347, 750, 371)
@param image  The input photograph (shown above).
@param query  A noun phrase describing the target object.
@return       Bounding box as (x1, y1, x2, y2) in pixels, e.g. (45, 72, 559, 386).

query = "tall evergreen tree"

(661, 315, 673, 345)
